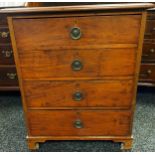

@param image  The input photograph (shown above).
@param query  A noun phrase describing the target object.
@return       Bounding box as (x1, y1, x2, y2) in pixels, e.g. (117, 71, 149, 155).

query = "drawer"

(143, 39, 155, 44)
(144, 19, 155, 39)
(147, 12, 155, 20)
(0, 45, 15, 65)
(0, 67, 18, 86)
(19, 48, 136, 79)
(0, 27, 11, 44)
(0, 14, 8, 26)
(13, 15, 141, 50)
(28, 110, 131, 136)
(142, 43, 155, 61)
(145, 20, 155, 34)
(24, 79, 134, 108)
(139, 63, 155, 82)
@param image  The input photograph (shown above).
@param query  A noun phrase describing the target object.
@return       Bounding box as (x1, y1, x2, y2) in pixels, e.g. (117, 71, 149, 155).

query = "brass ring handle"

(72, 91, 84, 101)
(142, 49, 155, 57)
(7, 73, 17, 80)
(150, 48, 155, 53)
(0, 31, 9, 38)
(70, 27, 82, 40)
(2, 50, 13, 58)
(140, 69, 152, 77)
(74, 120, 83, 129)
(71, 60, 83, 71)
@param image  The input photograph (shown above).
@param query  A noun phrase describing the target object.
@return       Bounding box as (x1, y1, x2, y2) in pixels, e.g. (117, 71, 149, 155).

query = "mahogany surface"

(0, 7, 18, 91)
(139, 63, 155, 82)
(0, 66, 18, 86)
(24, 79, 134, 108)
(139, 9, 155, 86)
(18, 48, 136, 79)
(27, 110, 132, 136)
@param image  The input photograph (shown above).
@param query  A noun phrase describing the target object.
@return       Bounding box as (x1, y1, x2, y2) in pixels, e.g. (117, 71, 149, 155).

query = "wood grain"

(12, 15, 141, 49)
(0, 44, 14, 65)
(129, 11, 147, 136)
(28, 109, 132, 136)
(142, 42, 155, 62)
(18, 48, 136, 79)
(7, 4, 149, 150)
(139, 63, 155, 82)
(144, 19, 155, 39)
(27, 135, 133, 150)
(1, 3, 154, 13)
(24, 79, 134, 108)
(0, 66, 18, 86)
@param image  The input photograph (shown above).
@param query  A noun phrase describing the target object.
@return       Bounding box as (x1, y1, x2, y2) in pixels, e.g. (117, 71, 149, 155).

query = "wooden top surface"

(0, 3, 154, 13)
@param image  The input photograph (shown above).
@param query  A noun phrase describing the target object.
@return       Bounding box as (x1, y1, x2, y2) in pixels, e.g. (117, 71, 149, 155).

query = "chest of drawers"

(139, 9, 155, 86)
(0, 12, 18, 91)
(4, 3, 153, 150)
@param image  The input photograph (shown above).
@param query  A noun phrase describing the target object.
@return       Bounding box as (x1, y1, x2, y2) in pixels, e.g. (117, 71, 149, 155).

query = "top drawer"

(144, 19, 155, 39)
(13, 15, 141, 50)
(0, 14, 8, 26)
(147, 12, 155, 20)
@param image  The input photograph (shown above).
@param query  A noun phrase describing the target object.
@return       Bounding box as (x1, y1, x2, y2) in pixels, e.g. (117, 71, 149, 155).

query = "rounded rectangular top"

(0, 3, 154, 13)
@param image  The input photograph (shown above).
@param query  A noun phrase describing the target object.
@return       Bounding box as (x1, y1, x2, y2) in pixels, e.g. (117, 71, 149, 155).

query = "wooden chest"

(139, 9, 155, 86)
(4, 3, 153, 150)
(0, 11, 18, 91)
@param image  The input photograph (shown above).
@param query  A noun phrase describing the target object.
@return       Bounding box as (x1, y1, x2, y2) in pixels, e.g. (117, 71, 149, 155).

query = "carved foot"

(113, 138, 133, 151)
(121, 139, 133, 150)
(27, 140, 39, 150)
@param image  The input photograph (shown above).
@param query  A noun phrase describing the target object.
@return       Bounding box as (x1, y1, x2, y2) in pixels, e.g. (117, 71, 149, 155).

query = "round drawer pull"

(140, 69, 152, 77)
(73, 91, 84, 101)
(0, 31, 9, 38)
(142, 49, 155, 57)
(7, 73, 17, 80)
(71, 60, 83, 71)
(74, 119, 83, 129)
(2, 50, 13, 58)
(150, 48, 155, 53)
(147, 69, 152, 74)
(70, 27, 81, 40)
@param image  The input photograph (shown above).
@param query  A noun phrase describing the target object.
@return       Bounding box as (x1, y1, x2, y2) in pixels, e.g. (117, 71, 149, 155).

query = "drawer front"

(19, 48, 136, 79)
(0, 14, 8, 26)
(143, 38, 154, 44)
(144, 19, 155, 39)
(0, 67, 18, 86)
(24, 79, 134, 108)
(139, 64, 155, 82)
(28, 110, 131, 136)
(13, 15, 141, 50)
(0, 45, 15, 65)
(147, 12, 155, 20)
(0, 27, 11, 43)
(142, 43, 155, 61)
